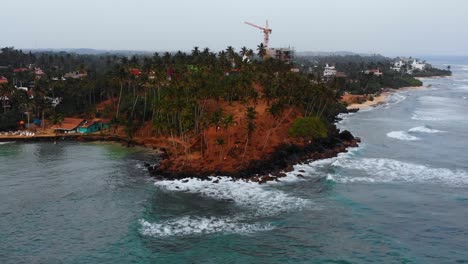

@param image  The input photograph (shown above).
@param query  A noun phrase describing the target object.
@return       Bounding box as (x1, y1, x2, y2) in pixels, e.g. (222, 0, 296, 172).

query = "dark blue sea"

(1, 57, 468, 263)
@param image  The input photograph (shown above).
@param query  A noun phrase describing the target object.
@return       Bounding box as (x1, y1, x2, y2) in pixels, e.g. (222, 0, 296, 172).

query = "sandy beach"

(345, 86, 426, 110)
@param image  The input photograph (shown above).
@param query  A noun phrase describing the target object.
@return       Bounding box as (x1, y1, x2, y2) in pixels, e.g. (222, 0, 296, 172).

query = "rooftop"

(53, 118, 85, 131)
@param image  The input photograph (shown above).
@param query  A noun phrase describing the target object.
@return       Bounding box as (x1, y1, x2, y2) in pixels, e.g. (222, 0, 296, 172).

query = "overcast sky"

(2, 0, 467, 56)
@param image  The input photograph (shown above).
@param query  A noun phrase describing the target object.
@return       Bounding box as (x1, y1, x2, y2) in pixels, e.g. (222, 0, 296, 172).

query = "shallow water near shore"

(1, 57, 468, 263)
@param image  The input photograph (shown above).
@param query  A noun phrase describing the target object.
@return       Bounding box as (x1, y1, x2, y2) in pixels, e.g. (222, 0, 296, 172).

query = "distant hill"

(24, 48, 157, 56)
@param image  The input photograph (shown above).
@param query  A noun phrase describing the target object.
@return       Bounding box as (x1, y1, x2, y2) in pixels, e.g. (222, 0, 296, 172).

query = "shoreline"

(0, 129, 360, 184)
(146, 129, 360, 183)
(346, 85, 426, 110)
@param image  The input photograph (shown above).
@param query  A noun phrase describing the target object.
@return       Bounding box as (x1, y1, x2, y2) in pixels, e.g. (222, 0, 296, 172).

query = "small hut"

(53, 118, 85, 133)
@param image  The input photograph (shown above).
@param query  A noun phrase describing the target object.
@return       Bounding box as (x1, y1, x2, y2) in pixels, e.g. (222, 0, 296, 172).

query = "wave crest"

(387, 131, 421, 141)
(139, 217, 273, 237)
(331, 158, 468, 186)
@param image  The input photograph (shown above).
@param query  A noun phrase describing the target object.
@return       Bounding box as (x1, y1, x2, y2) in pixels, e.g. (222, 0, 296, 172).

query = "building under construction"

(268, 47, 294, 64)
(244, 20, 295, 63)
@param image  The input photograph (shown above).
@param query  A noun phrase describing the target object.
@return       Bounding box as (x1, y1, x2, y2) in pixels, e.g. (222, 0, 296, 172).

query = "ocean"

(1, 57, 468, 263)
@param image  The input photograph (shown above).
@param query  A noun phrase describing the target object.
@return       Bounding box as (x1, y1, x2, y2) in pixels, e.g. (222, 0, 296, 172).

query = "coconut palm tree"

(257, 43, 267, 59)
(239, 46, 248, 57)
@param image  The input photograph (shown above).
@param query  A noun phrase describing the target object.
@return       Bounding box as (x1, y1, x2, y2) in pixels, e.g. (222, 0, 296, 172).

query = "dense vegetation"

(0, 46, 342, 139)
(0, 47, 450, 138)
(295, 55, 448, 95)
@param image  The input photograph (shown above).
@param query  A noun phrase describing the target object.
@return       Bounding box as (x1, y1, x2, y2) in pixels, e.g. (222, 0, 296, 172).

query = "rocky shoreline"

(0, 127, 360, 185)
(146, 128, 360, 184)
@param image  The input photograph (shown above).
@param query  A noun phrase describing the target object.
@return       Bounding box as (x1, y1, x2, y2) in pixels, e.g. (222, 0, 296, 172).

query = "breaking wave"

(154, 176, 312, 217)
(0, 142, 14, 145)
(387, 93, 407, 105)
(141, 146, 363, 237)
(408, 126, 445, 134)
(387, 131, 421, 141)
(139, 217, 273, 237)
(330, 158, 468, 186)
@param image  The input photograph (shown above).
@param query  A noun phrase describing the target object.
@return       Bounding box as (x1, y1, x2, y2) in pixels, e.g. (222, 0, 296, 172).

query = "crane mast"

(244, 20, 272, 50)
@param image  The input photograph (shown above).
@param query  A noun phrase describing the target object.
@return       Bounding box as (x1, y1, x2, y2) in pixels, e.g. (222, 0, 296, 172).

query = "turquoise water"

(1, 58, 468, 263)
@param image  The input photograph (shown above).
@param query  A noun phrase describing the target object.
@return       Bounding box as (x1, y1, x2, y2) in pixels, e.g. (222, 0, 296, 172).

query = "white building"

(411, 59, 426, 71)
(392, 60, 404, 72)
(323, 64, 337, 77)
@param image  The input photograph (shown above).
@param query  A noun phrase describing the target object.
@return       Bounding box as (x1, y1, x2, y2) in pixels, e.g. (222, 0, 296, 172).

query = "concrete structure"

(64, 71, 87, 79)
(392, 60, 404, 72)
(392, 59, 426, 73)
(268, 47, 294, 64)
(364, 69, 383, 76)
(323, 64, 337, 77)
(411, 59, 426, 71)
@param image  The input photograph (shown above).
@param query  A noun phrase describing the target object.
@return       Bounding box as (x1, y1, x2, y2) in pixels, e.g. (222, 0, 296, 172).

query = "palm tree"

(223, 114, 235, 148)
(191, 46, 200, 57)
(239, 46, 248, 57)
(257, 43, 267, 59)
(226, 46, 236, 59)
(242, 106, 257, 161)
(115, 63, 129, 119)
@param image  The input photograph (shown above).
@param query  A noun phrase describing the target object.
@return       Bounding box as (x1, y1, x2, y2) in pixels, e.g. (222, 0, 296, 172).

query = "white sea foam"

(0, 142, 14, 145)
(135, 163, 148, 171)
(389, 93, 407, 104)
(386, 131, 421, 141)
(146, 175, 310, 237)
(408, 126, 445, 134)
(139, 217, 273, 237)
(154, 176, 312, 216)
(411, 112, 442, 121)
(331, 158, 468, 186)
(411, 96, 466, 121)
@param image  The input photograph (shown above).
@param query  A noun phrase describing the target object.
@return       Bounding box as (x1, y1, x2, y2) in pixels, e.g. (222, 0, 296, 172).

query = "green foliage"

(0, 46, 347, 137)
(245, 106, 257, 137)
(289, 117, 328, 140)
(0, 110, 21, 130)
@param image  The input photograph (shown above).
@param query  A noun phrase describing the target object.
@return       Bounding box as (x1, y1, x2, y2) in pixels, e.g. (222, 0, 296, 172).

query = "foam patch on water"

(411, 112, 442, 121)
(331, 158, 468, 186)
(0, 142, 14, 145)
(387, 131, 421, 141)
(408, 126, 445, 133)
(388, 93, 407, 105)
(135, 163, 148, 171)
(139, 217, 273, 237)
(154, 176, 312, 216)
(283, 145, 363, 181)
(411, 96, 467, 121)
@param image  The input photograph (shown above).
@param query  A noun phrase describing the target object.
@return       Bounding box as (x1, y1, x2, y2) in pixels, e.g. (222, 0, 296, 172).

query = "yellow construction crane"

(244, 20, 272, 51)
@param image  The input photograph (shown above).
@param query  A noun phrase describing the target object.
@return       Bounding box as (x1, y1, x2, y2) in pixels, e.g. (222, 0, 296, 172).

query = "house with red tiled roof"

(0, 76, 8, 84)
(53, 118, 85, 133)
(364, 69, 383, 76)
(130, 68, 142, 77)
(13, 68, 29, 73)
